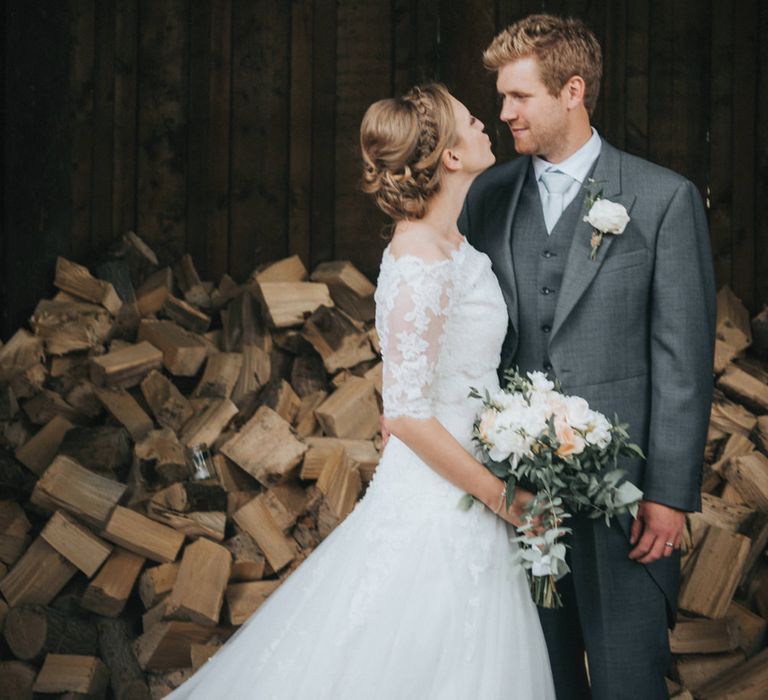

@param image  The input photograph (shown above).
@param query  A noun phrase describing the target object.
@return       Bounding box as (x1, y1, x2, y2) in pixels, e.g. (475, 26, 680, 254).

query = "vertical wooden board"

(392, 0, 418, 95)
(730, 0, 758, 309)
(112, 0, 138, 238)
(288, 0, 313, 267)
(757, 1, 768, 310)
(136, 0, 189, 264)
(67, 0, 96, 262)
(333, 0, 392, 282)
(91, 0, 117, 251)
(309, 0, 337, 268)
(229, 0, 291, 281)
(185, 0, 231, 284)
(624, 0, 649, 158)
(709, 0, 734, 296)
(597, 0, 626, 148)
(647, 0, 709, 192)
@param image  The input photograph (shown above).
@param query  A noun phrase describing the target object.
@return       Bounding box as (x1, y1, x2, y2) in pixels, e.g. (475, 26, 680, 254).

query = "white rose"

(527, 371, 555, 394)
(583, 199, 630, 234)
(584, 412, 612, 449)
(563, 396, 592, 431)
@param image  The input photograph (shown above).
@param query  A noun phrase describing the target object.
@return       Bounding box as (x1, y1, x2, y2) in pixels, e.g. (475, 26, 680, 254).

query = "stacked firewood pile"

(0, 233, 382, 698)
(1, 233, 768, 699)
(665, 288, 768, 699)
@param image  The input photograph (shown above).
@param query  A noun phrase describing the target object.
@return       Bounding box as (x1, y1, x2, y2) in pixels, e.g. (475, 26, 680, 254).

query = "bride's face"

(447, 96, 496, 174)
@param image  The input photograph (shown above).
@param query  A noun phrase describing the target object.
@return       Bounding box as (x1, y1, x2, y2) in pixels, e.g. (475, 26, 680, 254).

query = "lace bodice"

(375, 238, 508, 440)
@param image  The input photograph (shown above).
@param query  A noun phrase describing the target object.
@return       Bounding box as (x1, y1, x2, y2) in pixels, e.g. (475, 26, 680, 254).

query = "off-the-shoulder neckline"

(382, 237, 469, 267)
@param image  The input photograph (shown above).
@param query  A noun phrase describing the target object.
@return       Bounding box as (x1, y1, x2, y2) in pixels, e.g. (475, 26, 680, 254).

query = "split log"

(164, 538, 231, 626)
(173, 254, 211, 309)
(110, 231, 159, 287)
(0, 660, 36, 698)
(294, 390, 328, 437)
(161, 294, 211, 334)
(95, 617, 152, 700)
(136, 267, 173, 317)
(190, 642, 221, 671)
(225, 581, 279, 625)
(30, 299, 113, 355)
(718, 365, 768, 413)
(233, 497, 296, 572)
(714, 339, 740, 375)
(0, 499, 32, 565)
(696, 646, 768, 699)
(81, 547, 146, 618)
(224, 533, 266, 582)
(301, 306, 375, 373)
(303, 437, 380, 482)
(679, 526, 752, 618)
(709, 393, 757, 437)
(0, 329, 43, 381)
(364, 362, 383, 397)
(290, 353, 328, 398)
(22, 388, 84, 426)
(59, 426, 132, 481)
(716, 286, 752, 353)
(316, 446, 362, 520)
(674, 651, 746, 693)
(140, 371, 194, 433)
(65, 379, 103, 419)
(95, 387, 154, 441)
(0, 450, 36, 501)
(144, 506, 226, 542)
(723, 452, 768, 511)
(727, 601, 767, 657)
(259, 378, 302, 423)
(261, 481, 308, 534)
(147, 668, 195, 696)
(0, 537, 77, 606)
(252, 255, 308, 283)
(179, 398, 238, 448)
(192, 353, 243, 399)
(137, 320, 208, 377)
(314, 376, 380, 439)
(3, 604, 98, 661)
(231, 344, 271, 406)
(700, 493, 756, 533)
(711, 433, 755, 475)
(138, 562, 180, 609)
(752, 306, 768, 354)
(257, 281, 333, 328)
(14, 415, 74, 476)
(134, 428, 188, 485)
(134, 620, 227, 671)
(40, 511, 112, 577)
(33, 653, 110, 695)
(221, 290, 271, 352)
(669, 616, 741, 654)
(31, 455, 126, 528)
(221, 406, 307, 486)
(54, 257, 122, 315)
(210, 454, 259, 493)
(90, 341, 163, 388)
(310, 260, 376, 322)
(102, 506, 184, 563)
(150, 483, 227, 513)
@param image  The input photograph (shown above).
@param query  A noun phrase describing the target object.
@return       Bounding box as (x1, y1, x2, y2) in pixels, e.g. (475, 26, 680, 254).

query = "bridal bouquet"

(463, 369, 644, 608)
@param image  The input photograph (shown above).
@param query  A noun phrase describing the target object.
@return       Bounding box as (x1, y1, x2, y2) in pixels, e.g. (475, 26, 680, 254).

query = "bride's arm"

(384, 415, 531, 527)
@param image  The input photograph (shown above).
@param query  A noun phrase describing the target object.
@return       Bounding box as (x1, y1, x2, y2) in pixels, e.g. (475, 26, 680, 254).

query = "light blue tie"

(540, 169, 574, 234)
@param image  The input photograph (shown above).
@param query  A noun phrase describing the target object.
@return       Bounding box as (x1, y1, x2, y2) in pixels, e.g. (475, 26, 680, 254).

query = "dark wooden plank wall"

(3, 0, 768, 338)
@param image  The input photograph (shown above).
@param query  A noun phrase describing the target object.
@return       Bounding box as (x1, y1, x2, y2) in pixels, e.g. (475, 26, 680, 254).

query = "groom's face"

(496, 57, 569, 162)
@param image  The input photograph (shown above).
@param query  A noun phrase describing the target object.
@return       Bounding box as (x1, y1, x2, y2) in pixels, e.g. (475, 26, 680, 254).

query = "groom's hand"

(628, 501, 685, 564)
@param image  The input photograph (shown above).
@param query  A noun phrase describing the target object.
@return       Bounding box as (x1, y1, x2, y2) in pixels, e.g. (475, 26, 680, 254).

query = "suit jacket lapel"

(550, 143, 636, 341)
(486, 157, 529, 339)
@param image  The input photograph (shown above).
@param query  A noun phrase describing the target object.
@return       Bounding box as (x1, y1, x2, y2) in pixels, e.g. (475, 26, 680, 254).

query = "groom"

(460, 14, 716, 700)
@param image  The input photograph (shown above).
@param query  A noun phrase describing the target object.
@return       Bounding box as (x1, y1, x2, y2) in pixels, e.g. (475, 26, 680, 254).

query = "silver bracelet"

(493, 483, 507, 514)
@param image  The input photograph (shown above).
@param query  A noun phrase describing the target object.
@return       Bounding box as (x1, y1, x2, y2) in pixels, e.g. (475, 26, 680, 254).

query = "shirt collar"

(532, 128, 602, 185)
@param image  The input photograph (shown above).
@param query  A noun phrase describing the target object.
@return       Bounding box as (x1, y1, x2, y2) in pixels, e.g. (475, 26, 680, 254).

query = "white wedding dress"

(167, 239, 555, 699)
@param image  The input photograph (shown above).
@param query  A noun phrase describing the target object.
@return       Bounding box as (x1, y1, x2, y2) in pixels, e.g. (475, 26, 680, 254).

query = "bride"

(167, 83, 555, 699)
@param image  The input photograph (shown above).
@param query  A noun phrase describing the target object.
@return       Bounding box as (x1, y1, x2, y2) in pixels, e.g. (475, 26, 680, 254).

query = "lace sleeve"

(375, 254, 454, 420)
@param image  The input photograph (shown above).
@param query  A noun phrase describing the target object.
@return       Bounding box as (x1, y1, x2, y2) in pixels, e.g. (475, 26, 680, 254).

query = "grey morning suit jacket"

(459, 140, 717, 613)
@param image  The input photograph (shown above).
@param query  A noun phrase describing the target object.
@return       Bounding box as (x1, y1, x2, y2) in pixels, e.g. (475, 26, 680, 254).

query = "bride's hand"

(496, 488, 543, 532)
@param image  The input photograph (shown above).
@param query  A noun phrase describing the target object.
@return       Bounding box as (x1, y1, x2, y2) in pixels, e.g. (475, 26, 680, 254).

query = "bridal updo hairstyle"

(360, 83, 457, 223)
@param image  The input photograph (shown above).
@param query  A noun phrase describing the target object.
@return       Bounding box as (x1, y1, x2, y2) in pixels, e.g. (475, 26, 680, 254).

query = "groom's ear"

(562, 75, 586, 110)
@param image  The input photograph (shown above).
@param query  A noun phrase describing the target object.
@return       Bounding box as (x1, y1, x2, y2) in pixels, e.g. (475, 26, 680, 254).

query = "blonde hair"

(483, 14, 602, 116)
(360, 83, 457, 222)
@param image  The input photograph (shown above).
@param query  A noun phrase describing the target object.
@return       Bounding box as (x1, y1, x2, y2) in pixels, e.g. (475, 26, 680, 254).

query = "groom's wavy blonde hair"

(483, 14, 603, 116)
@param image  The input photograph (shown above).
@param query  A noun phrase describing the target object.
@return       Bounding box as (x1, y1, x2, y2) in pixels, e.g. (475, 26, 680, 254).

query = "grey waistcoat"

(511, 168, 585, 377)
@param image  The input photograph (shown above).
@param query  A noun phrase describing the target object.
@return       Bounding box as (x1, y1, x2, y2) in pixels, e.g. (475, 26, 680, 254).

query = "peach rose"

(555, 417, 586, 457)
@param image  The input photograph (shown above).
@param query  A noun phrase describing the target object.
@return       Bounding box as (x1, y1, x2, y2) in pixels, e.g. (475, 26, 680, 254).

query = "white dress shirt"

(532, 128, 603, 213)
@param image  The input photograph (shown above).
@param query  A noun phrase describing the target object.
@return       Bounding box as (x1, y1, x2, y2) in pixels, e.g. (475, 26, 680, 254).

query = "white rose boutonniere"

(583, 193, 630, 261)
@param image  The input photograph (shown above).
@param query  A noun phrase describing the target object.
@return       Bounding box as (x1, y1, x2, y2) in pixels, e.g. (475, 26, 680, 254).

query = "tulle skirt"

(167, 437, 555, 699)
